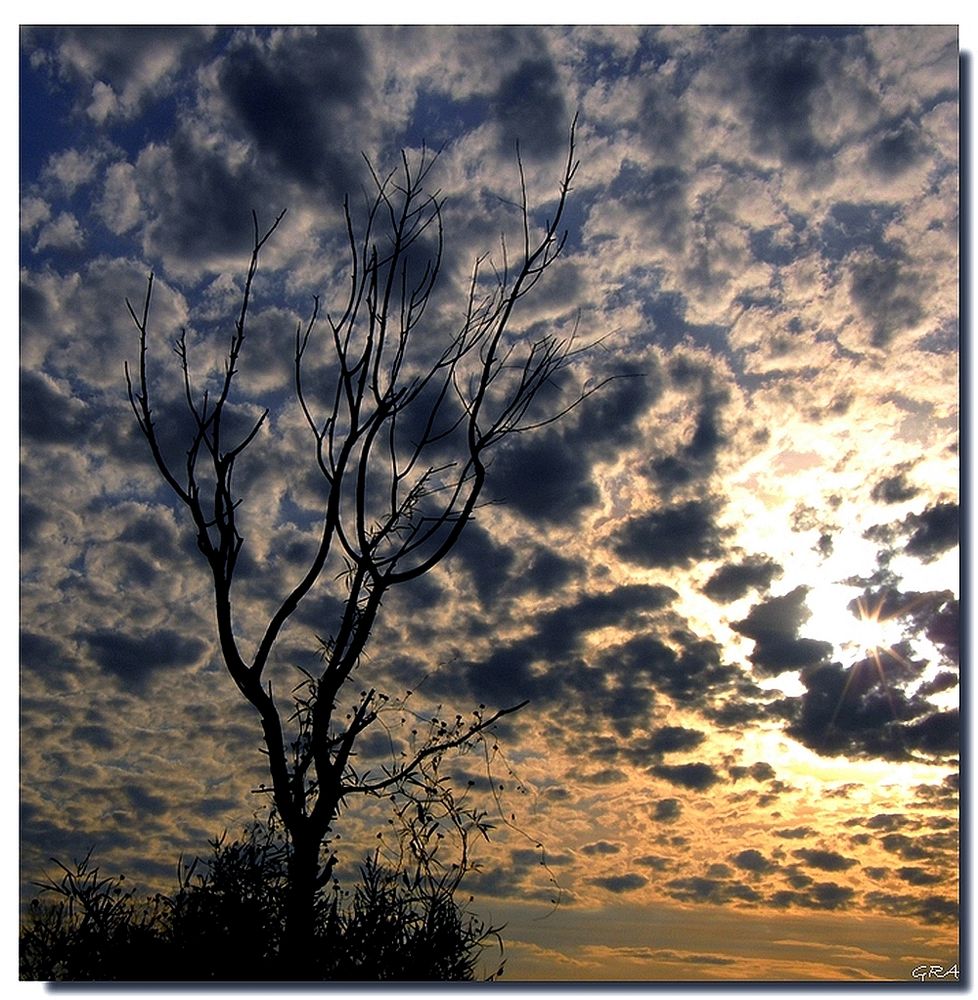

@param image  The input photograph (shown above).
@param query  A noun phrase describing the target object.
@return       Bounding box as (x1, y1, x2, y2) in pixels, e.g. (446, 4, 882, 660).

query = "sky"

(17, 23, 962, 984)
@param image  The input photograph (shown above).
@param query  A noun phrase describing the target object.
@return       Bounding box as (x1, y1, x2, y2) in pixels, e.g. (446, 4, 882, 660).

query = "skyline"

(18, 24, 961, 981)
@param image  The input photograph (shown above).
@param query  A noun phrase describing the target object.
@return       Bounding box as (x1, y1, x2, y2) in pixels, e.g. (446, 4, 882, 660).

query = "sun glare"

(803, 582, 903, 662)
(849, 592, 906, 657)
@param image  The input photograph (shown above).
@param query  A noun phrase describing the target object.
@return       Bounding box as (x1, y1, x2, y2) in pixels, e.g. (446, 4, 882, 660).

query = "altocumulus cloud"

(19, 26, 959, 968)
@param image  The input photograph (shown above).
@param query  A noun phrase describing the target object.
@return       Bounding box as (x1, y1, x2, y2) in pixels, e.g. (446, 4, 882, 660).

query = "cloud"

(580, 841, 621, 856)
(20, 370, 91, 444)
(484, 374, 658, 525)
(484, 430, 600, 524)
(666, 876, 762, 906)
(728, 761, 777, 782)
(27, 26, 214, 122)
(651, 798, 682, 823)
(731, 849, 778, 874)
(792, 848, 859, 872)
(216, 28, 369, 198)
(849, 254, 925, 347)
(81, 628, 208, 691)
(644, 726, 707, 756)
(17, 26, 960, 946)
(731, 587, 833, 675)
(741, 28, 833, 167)
(34, 211, 84, 251)
(493, 56, 569, 160)
(650, 762, 719, 791)
(868, 113, 927, 177)
(784, 654, 957, 762)
(613, 499, 727, 569)
(903, 502, 959, 561)
(588, 873, 648, 893)
(703, 555, 781, 602)
(864, 891, 957, 926)
(870, 469, 920, 505)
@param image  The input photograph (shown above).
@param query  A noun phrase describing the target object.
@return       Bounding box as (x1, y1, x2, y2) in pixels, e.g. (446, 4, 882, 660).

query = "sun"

(803, 582, 906, 663)
(848, 592, 906, 658)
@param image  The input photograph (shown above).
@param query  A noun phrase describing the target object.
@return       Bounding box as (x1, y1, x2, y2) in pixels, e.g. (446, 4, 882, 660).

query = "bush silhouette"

(21, 823, 502, 982)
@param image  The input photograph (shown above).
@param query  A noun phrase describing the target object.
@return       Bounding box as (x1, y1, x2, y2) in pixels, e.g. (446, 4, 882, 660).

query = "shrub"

(20, 823, 502, 982)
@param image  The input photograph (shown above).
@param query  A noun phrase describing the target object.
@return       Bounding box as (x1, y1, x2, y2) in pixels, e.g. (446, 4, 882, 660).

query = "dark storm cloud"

(652, 799, 682, 823)
(802, 882, 856, 911)
(661, 354, 729, 436)
(484, 373, 658, 525)
(493, 56, 568, 159)
(485, 429, 599, 524)
(580, 768, 627, 786)
(742, 28, 833, 166)
(870, 469, 920, 504)
(218, 28, 368, 197)
(610, 162, 689, 255)
(903, 502, 959, 561)
(588, 873, 648, 893)
(863, 813, 910, 831)
(731, 587, 833, 675)
(864, 891, 957, 926)
(637, 76, 688, 157)
(666, 876, 762, 906)
(125, 785, 169, 817)
(613, 499, 727, 569)
(20, 370, 91, 445)
(446, 520, 516, 605)
(580, 840, 621, 856)
(569, 373, 661, 453)
(595, 628, 737, 710)
(71, 724, 117, 751)
(819, 202, 902, 262)
(774, 826, 815, 840)
(784, 650, 957, 762)
(924, 598, 959, 666)
(703, 555, 781, 603)
(454, 583, 677, 707)
(644, 726, 706, 756)
(648, 402, 727, 494)
(537, 585, 677, 653)
(868, 112, 926, 177)
(849, 255, 925, 347)
(634, 853, 673, 871)
(728, 761, 776, 782)
(846, 586, 957, 666)
(917, 671, 959, 697)
(903, 709, 959, 755)
(792, 848, 858, 872)
(81, 628, 207, 691)
(139, 127, 280, 266)
(650, 762, 719, 791)
(507, 546, 581, 597)
(21, 632, 82, 690)
(896, 866, 942, 887)
(731, 849, 777, 875)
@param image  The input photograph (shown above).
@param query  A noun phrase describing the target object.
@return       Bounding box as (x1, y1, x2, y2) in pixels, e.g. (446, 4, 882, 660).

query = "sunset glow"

(19, 24, 959, 983)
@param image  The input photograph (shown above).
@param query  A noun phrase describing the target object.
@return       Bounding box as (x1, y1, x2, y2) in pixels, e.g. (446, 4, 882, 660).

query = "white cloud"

(33, 211, 84, 251)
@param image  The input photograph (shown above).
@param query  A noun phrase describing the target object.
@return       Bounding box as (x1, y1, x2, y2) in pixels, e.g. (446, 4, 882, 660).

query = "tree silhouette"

(125, 120, 601, 970)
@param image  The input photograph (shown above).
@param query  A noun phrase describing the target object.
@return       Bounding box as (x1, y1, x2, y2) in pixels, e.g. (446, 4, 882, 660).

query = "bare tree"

(125, 122, 600, 964)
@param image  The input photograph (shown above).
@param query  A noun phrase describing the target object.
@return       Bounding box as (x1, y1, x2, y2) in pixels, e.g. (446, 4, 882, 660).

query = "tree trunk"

(283, 830, 321, 977)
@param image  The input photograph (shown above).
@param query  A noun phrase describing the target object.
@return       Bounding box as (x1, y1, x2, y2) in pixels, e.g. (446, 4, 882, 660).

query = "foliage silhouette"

(21, 818, 503, 982)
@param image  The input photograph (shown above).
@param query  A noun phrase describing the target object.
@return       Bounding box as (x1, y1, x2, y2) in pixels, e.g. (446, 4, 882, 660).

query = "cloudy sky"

(19, 24, 960, 982)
